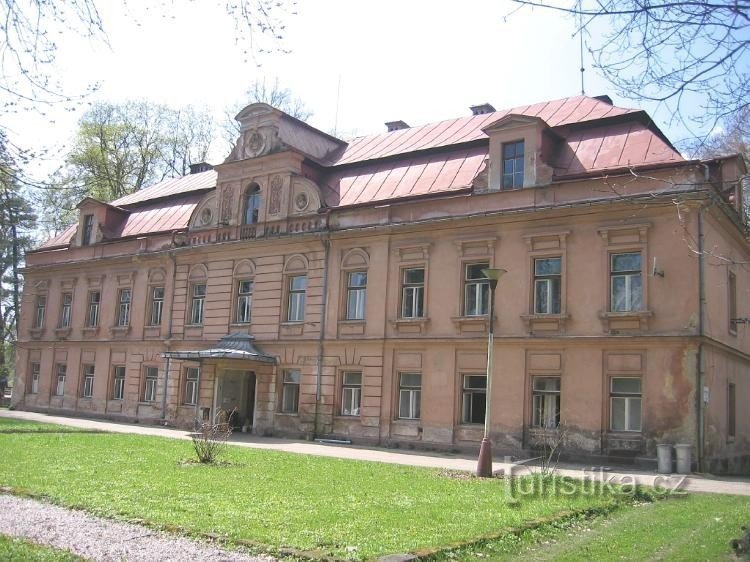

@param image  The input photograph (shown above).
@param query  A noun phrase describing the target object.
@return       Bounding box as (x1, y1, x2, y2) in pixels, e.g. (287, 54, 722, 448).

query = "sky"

(3, 0, 700, 178)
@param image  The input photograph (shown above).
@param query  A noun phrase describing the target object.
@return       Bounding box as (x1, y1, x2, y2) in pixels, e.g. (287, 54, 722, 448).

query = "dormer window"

(502, 140, 525, 189)
(82, 214, 94, 246)
(244, 184, 261, 225)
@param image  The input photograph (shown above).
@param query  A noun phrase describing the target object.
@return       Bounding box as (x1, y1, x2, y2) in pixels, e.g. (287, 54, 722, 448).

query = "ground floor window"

(341, 371, 362, 416)
(281, 369, 300, 414)
(532, 376, 561, 428)
(610, 377, 641, 432)
(81, 364, 95, 398)
(29, 362, 40, 394)
(184, 367, 199, 406)
(462, 374, 486, 424)
(728, 382, 736, 441)
(143, 367, 158, 402)
(54, 364, 66, 396)
(398, 372, 421, 420)
(112, 366, 125, 400)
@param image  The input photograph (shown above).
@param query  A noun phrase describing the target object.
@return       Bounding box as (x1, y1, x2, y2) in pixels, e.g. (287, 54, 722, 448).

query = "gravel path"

(0, 494, 274, 562)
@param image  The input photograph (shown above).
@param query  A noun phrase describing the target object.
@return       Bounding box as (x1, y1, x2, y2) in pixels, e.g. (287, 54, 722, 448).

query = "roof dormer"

(75, 197, 129, 247)
(481, 114, 556, 191)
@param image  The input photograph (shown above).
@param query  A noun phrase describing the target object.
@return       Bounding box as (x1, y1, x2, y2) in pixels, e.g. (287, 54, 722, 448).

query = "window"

(244, 184, 261, 224)
(236, 280, 253, 324)
(190, 284, 206, 325)
(112, 366, 125, 400)
(86, 291, 101, 327)
(610, 377, 642, 432)
(532, 377, 561, 428)
(341, 372, 362, 416)
(401, 268, 425, 318)
(149, 286, 164, 326)
(184, 367, 200, 405)
(502, 140, 524, 189)
(116, 288, 131, 327)
(398, 372, 421, 420)
(534, 257, 561, 314)
(59, 292, 73, 328)
(728, 383, 736, 441)
(280, 369, 300, 413)
(29, 362, 40, 394)
(729, 271, 737, 333)
(34, 295, 46, 328)
(346, 272, 367, 320)
(610, 253, 642, 312)
(143, 367, 158, 402)
(82, 214, 94, 246)
(287, 275, 306, 322)
(464, 263, 489, 316)
(462, 374, 486, 424)
(54, 364, 66, 396)
(81, 364, 94, 398)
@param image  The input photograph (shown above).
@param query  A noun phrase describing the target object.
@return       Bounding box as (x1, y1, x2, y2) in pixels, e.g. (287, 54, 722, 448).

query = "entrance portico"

(163, 333, 276, 432)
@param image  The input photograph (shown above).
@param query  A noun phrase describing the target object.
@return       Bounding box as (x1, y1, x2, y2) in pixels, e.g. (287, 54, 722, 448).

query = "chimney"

(470, 103, 496, 116)
(593, 95, 613, 105)
(385, 120, 410, 132)
(189, 162, 214, 174)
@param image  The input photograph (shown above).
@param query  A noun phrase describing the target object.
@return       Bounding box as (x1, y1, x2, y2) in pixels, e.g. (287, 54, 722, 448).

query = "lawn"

(0, 534, 85, 561)
(0, 417, 96, 433)
(0, 421, 747, 561)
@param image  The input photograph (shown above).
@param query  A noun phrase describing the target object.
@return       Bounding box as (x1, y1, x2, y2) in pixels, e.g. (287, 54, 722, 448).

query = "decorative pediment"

(481, 114, 549, 135)
(189, 195, 218, 231)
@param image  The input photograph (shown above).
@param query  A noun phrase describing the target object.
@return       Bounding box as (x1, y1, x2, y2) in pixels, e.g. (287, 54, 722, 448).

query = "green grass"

(0, 417, 93, 433)
(0, 534, 85, 561)
(0, 431, 632, 560)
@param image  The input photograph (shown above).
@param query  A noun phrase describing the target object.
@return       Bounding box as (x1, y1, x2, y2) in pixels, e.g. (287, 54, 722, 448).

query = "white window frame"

(236, 280, 253, 324)
(609, 377, 642, 432)
(30, 362, 40, 394)
(143, 367, 158, 402)
(59, 292, 73, 328)
(54, 364, 66, 396)
(112, 365, 125, 400)
(502, 139, 525, 189)
(610, 252, 642, 313)
(398, 372, 421, 420)
(400, 267, 425, 319)
(87, 291, 100, 327)
(345, 271, 367, 320)
(532, 376, 561, 428)
(190, 283, 206, 325)
(34, 295, 46, 328)
(116, 288, 131, 327)
(149, 286, 164, 326)
(533, 257, 561, 314)
(287, 276, 306, 322)
(81, 364, 95, 398)
(340, 371, 362, 416)
(463, 263, 489, 317)
(184, 367, 200, 406)
(280, 369, 300, 413)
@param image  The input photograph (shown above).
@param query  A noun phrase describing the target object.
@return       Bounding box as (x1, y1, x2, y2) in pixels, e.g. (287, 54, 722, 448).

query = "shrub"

(190, 409, 233, 464)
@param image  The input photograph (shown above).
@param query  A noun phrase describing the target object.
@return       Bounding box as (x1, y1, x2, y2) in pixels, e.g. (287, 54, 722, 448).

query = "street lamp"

(477, 267, 507, 478)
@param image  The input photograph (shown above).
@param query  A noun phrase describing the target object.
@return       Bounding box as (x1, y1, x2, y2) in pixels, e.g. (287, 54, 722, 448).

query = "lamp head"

(481, 268, 507, 289)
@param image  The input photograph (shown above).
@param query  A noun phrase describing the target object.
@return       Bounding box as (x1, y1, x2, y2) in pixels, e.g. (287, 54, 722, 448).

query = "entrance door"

(217, 370, 256, 430)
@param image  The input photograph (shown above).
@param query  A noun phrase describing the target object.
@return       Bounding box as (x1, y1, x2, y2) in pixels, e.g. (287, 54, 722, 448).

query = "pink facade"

(13, 96, 750, 473)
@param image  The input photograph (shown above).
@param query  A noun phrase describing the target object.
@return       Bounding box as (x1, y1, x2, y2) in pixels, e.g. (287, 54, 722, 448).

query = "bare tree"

(511, 1, 750, 136)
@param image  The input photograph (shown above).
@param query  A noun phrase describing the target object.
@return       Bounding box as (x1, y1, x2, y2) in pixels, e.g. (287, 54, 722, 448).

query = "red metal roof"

(111, 170, 217, 206)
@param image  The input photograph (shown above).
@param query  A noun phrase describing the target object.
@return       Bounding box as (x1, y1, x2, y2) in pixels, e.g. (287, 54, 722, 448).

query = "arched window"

(244, 183, 261, 225)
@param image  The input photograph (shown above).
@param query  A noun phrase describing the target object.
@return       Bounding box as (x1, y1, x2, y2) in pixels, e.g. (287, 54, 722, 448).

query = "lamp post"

(477, 267, 507, 478)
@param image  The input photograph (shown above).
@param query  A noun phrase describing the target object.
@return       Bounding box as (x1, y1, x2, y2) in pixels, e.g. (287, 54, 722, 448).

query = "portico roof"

(162, 333, 277, 364)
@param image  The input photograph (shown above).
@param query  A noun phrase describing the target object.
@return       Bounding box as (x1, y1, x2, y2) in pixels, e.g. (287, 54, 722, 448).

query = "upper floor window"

(610, 252, 642, 312)
(502, 140, 524, 189)
(34, 295, 47, 329)
(244, 184, 261, 225)
(116, 288, 131, 327)
(149, 286, 164, 326)
(59, 292, 73, 328)
(287, 275, 307, 322)
(82, 214, 94, 246)
(236, 280, 253, 324)
(534, 258, 561, 314)
(87, 291, 101, 327)
(464, 263, 489, 316)
(190, 284, 206, 325)
(346, 272, 367, 320)
(729, 271, 737, 334)
(401, 268, 425, 319)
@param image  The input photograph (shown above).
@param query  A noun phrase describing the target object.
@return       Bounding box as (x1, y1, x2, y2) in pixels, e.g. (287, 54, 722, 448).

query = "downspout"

(696, 185, 707, 472)
(313, 226, 331, 439)
(161, 249, 178, 423)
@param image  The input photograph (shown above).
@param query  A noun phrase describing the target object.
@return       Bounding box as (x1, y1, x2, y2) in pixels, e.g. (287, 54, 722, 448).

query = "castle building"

(13, 95, 749, 473)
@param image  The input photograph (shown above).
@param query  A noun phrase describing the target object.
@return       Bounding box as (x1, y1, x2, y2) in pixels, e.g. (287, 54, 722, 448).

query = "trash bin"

(656, 443, 673, 474)
(674, 443, 692, 474)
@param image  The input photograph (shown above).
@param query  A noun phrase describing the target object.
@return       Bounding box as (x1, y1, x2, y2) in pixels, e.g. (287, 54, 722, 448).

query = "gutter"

(696, 172, 707, 472)
(160, 249, 178, 423)
(313, 230, 331, 439)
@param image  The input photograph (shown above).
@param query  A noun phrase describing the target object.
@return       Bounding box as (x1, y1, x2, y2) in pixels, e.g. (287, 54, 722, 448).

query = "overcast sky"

(5, 0, 698, 177)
